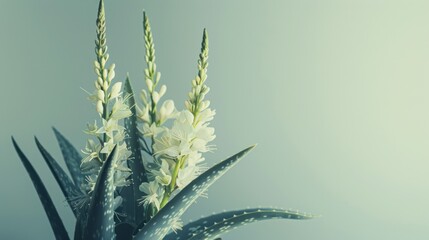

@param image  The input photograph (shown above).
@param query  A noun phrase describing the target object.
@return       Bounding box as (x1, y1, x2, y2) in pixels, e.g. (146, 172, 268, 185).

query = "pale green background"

(1, 0, 429, 239)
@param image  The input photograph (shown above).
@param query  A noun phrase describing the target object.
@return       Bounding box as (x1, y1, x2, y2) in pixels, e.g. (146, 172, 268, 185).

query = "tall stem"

(159, 157, 182, 208)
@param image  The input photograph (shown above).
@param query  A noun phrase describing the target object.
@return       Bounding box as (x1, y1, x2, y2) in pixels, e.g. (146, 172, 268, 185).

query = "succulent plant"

(11, 1, 313, 239)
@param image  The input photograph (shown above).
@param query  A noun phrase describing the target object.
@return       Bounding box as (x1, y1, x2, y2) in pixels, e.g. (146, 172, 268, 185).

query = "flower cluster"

(136, 15, 215, 213)
(10, 3, 311, 239)
(81, 7, 215, 221)
(81, 1, 132, 196)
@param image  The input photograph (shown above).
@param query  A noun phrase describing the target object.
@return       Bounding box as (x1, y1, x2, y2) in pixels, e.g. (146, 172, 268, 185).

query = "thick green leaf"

(82, 146, 117, 240)
(165, 208, 313, 240)
(134, 145, 256, 240)
(74, 213, 84, 240)
(35, 137, 84, 218)
(12, 137, 70, 240)
(52, 127, 86, 189)
(121, 76, 147, 225)
(73, 196, 91, 240)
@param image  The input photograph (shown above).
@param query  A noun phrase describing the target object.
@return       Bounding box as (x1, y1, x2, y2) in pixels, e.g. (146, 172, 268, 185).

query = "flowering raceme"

(81, 1, 132, 197)
(134, 14, 217, 214)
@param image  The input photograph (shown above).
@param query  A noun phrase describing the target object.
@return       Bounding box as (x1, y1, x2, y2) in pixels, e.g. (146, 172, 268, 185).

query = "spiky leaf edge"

(165, 208, 313, 240)
(52, 127, 86, 189)
(12, 137, 70, 240)
(35, 137, 85, 218)
(82, 146, 117, 240)
(120, 76, 148, 227)
(134, 145, 256, 240)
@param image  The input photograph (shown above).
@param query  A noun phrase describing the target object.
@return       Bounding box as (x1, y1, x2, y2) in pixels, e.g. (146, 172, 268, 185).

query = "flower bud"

(96, 100, 103, 115)
(146, 78, 153, 91)
(152, 91, 160, 104)
(101, 57, 106, 68)
(201, 100, 210, 110)
(97, 89, 105, 102)
(140, 107, 150, 123)
(110, 82, 122, 99)
(94, 67, 101, 76)
(204, 86, 210, 94)
(94, 60, 100, 70)
(144, 69, 150, 78)
(109, 63, 116, 72)
(159, 100, 175, 123)
(195, 85, 202, 94)
(103, 81, 109, 91)
(159, 85, 167, 98)
(108, 69, 115, 82)
(102, 69, 108, 81)
(155, 72, 161, 84)
(97, 77, 103, 87)
(140, 90, 148, 104)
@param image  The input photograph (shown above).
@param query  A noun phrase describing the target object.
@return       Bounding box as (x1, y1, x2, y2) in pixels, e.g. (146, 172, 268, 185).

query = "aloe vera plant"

(11, 1, 313, 239)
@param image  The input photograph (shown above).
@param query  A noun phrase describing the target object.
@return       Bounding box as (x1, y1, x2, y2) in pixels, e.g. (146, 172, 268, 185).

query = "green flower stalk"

(137, 12, 175, 154)
(82, 0, 132, 194)
(11, 1, 314, 239)
(186, 29, 211, 126)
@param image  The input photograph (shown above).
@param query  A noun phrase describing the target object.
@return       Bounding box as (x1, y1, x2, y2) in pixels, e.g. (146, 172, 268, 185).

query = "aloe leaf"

(35, 137, 84, 218)
(134, 145, 256, 240)
(52, 127, 86, 189)
(121, 76, 147, 225)
(165, 208, 313, 240)
(12, 137, 70, 240)
(82, 146, 117, 240)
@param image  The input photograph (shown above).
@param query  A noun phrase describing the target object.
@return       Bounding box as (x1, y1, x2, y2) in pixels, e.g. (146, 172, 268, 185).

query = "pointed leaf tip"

(135, 146, 255, 239)
(34, 136, 82, 218)
(12, 138, 70, 240)
(52, 127, 85, 189)
(122, 76, 148, 225)
(165, 208, 312, 240)
(82, 146, 118, 240)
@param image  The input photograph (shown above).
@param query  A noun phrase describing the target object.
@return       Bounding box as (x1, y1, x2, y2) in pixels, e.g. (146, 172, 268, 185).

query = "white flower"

(110, 97, 132, 120)
(186, 152, 204, 166)
(196, 108, 215, 126)
(136, 105, 151, 123)
(153, 133, 180, 157)
(141, 123, 164, 137)
(153, 161, 172, 186)
(195, 126, 216, 142)
(83, 121, 99, 136)
(100, 138, 115, 154)
(176, 110, 194, 126)
(81, 139, 101, 164)
(114, 172, 131, 187)
(176, 164, 197, 189)
(158, 100, 176, 124)
(109, 82, 122, 99)
(115, 141, 132, 162)
(97, 119, 122, 138)
(139, 181, 164, 210)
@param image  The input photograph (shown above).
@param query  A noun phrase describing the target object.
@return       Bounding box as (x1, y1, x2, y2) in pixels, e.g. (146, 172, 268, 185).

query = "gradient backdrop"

(1, 0, 429, 239)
